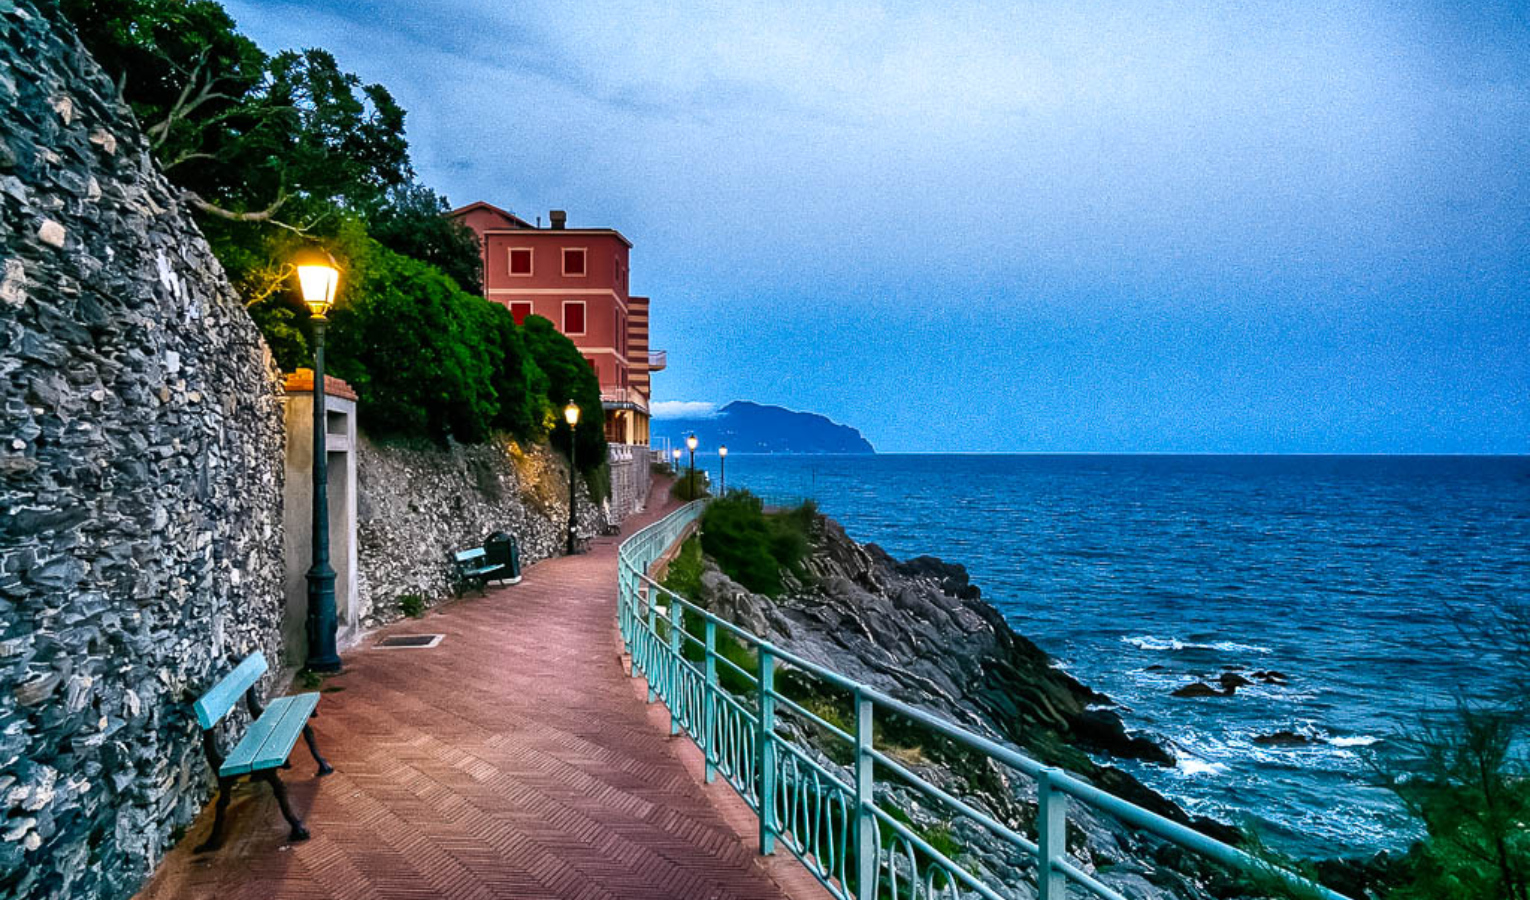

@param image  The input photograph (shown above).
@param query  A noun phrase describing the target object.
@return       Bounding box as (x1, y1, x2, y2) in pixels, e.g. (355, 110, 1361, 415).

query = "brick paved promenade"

(139, 491, 821, 900)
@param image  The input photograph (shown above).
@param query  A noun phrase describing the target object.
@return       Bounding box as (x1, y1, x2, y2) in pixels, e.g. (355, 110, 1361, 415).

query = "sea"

(697, 453, 1530, 856)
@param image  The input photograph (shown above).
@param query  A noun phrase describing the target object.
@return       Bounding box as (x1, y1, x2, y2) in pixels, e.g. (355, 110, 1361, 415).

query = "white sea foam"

(1121, 635, 1272, 654)
(1175, 755, 1230, 777)
(1329, 735, 1381, 748)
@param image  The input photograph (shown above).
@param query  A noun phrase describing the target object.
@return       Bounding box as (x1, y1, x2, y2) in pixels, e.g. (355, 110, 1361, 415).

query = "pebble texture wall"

(0, 4, 286, 898)
(354, 435, 618, 624)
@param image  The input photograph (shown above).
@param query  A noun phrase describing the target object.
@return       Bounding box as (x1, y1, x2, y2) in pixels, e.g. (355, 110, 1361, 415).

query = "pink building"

(451, 203, 663, 445)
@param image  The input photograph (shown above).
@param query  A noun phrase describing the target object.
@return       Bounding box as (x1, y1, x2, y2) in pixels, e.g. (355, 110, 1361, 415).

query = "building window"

(563, 248, 586, 276)
(509, 301, 533, 325)
(563, 300, 586, 335)
(508, 248, 532, 276)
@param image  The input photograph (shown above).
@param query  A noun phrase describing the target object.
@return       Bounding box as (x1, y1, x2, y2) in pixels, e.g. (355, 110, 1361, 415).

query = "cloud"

(651, 401, 720, 420)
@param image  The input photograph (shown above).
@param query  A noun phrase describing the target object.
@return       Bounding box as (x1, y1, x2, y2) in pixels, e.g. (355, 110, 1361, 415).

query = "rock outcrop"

(1, 4, 286, 898)
(694, 515, 1256, 899)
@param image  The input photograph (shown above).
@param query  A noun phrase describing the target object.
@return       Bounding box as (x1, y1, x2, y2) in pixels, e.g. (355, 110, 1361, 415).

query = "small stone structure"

(605, 442, 653, 523)
(0, 4, 286, 898)
(280, 370, 359, 662)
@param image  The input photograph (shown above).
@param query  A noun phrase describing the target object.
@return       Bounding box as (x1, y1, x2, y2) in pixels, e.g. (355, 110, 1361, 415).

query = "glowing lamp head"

(719, 445, 728, 458)
(292, 250, 340, 318)
(672, 448, 682, 462)
(686, 434, 698, 452)
(563, 400, 580, 427)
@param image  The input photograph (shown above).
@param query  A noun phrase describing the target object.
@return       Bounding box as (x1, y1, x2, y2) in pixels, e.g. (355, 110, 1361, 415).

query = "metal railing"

(617, 502, 1347, 900)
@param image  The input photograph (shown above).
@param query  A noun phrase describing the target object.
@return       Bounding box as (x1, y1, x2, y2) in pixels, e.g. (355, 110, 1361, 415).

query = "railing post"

(669, 599, 683, 735)
(854, 692, 877, 900)
(1036, 768, 1068, 900)
(757, 648, 776, 856)
(646, 596, 659, 703)
(704, 619, 718, 783)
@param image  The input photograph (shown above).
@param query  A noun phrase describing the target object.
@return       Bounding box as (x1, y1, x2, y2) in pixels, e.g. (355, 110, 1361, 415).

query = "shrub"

(325, 243, 498, 442)
(521, 314, 608, 492)
(671, 470, 710, 502)
(700, 491, 816, 597)
(398, 594, 426, 618)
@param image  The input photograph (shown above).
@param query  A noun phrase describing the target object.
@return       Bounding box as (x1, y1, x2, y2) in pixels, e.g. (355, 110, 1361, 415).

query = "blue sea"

(699, 453, 1530, 856)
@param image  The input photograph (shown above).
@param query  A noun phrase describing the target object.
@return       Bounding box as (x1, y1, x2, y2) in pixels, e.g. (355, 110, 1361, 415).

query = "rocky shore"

(687, 513, 1367, 900)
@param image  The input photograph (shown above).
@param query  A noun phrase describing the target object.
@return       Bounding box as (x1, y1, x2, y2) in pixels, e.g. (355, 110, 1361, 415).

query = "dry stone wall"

(354, 434, 616, 624)
(0, 4, 286, 899)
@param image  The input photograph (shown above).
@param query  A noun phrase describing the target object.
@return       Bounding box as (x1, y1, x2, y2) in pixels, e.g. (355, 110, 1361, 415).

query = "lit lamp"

(718, 445, 728, 496)
(672, 447, 682, 474)
(564, 400, 580, 555)
(686, 433, 698, 499)
(295, 250, 342, 673)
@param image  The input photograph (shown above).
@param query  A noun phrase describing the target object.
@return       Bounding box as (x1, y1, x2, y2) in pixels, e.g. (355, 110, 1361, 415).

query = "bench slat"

(462, 564, 503, 577)
(195, 653, 269, 729)
(249, 692, 321, 773)
(219, 695, 295, 775)
(454, 548, 486, 562)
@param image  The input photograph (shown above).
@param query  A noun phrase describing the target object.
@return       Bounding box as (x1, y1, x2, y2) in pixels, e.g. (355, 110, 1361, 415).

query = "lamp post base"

(305, 565, 342, 673)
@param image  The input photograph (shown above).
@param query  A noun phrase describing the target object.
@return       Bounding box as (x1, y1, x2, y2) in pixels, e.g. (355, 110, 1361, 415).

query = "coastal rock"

(1171, 681, 1229, 699)
(693, 514, 1259, 899)
(1253, 730, 1313, 747)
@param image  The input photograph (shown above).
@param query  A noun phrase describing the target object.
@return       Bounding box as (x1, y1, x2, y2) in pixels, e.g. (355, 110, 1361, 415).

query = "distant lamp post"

(295, 251, 342, 673)
(686, 433, 698, 498)
(672, 447, 682, 476)
(718, 445, 728, 496)
(564, 400, 580, 555)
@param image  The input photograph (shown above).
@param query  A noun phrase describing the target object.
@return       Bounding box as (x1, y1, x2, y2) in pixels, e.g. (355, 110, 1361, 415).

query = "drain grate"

(376, 634, 444, 649)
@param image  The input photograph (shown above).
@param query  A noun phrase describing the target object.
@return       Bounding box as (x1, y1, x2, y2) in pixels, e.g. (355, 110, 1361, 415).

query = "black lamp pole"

(566, 422, 578, 556)
(305, 315, 341, 672)
(720, 450, 726, 496)
(688, 438, 696, 498)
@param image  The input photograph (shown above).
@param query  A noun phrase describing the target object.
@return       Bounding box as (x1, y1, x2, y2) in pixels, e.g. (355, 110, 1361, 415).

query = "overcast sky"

(229, 0, 1528, 452)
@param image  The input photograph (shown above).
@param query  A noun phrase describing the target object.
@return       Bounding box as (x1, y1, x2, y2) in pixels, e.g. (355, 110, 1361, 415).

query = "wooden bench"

(192, 652, 333, 851)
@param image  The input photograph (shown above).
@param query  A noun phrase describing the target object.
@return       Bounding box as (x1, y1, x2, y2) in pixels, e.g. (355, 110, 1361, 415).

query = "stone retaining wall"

(354, 434, 616, 625)
(0, 4, 286, 898)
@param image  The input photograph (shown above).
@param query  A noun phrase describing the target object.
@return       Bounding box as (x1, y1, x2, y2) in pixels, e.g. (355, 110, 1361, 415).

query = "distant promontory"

(654, 401, 874, 454)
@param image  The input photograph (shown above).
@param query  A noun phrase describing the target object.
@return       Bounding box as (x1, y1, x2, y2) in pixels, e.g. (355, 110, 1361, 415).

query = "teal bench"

(452, 546, 506, 597)
(192, 652, 333, 851)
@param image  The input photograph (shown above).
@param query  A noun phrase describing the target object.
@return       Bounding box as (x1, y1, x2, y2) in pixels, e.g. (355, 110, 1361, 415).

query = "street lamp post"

(686, 434, 698, 498)
(672, 447, 682, 478)
(718, 445, 728, 496)
(296, 253, 342, 673)
(564, 400, 580, 555)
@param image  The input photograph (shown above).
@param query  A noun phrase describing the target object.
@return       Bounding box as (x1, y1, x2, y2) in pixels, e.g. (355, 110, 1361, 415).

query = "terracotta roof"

(448, 200, 535, 229)
(283, 368, 358, 401)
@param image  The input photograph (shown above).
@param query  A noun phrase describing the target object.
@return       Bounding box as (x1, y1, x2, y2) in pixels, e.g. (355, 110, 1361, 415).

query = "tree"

(366, 182, 483, 293)
(62, 0, 412, 234)
(520, 314, 607, 480)
(324, 244, 497, 442)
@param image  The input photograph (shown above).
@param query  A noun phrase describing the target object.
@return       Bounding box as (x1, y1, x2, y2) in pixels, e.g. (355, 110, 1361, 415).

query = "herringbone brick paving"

(138, 487, 824, 900)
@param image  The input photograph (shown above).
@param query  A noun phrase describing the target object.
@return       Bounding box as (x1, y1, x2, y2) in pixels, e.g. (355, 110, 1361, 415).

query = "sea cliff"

(682, 510, 1320, 900)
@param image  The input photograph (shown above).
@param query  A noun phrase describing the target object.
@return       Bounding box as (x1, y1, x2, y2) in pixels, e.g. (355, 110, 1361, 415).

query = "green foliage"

(1384, 705, 1529, 900)
(365, 182, 483, 293)
(325, 244, 497, 442)
(521, 314, 607, 478)
(700, 492, 816, 597)
(298, 669, 323, 690)
(671, 470, 711, 501)
(398, 595, 425, 618)
(662, 537, 705, 602)
(63, 1, 411, 231)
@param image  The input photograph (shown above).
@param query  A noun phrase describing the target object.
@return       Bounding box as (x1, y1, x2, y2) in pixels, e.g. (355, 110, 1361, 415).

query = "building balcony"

(647, 350, 667, 372)
(600, 385, 649, 414)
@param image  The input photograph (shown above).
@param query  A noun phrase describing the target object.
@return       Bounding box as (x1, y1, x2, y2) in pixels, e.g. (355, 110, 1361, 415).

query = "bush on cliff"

(699, 492, 815, 597)
(521, 314, 609, 493)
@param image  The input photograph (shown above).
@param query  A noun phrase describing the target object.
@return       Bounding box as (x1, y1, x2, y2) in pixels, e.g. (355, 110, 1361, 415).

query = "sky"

(228, 0, 1529, 453)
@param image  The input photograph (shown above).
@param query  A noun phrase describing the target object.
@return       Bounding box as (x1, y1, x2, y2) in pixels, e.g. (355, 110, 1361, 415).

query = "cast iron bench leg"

(195, 775, 236, 853)
(304, 722, 335, 776)
(261, 770, 310, 841)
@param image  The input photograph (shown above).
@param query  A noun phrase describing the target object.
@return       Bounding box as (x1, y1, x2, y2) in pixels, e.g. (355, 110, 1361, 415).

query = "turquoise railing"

(618, 501, 1347, 900)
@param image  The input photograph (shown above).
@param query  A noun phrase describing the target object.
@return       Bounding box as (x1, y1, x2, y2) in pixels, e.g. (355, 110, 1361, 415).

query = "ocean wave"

(1122, 634, 1272, 654)
(1328, 735, 1381, 748)
(1174, 754, 1230, 777)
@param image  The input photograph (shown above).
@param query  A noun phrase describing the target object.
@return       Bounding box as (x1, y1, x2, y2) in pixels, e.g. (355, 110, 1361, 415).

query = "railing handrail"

(617, 502, 1348, 900)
